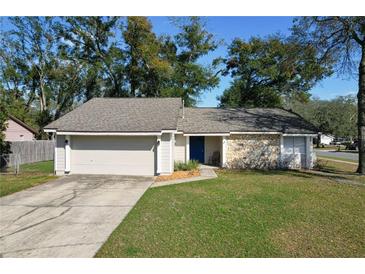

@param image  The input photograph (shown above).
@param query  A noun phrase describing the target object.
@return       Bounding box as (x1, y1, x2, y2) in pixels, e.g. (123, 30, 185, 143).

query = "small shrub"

(313, 159, 328, 171)
(174, 160, 199, 171)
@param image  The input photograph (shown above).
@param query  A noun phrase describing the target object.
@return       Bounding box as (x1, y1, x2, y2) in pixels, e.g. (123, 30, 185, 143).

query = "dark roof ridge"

(90, 97, 182, 100)
(8, 115, 37, 134)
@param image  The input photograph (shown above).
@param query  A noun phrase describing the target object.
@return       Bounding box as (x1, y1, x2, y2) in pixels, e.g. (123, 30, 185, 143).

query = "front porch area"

(174, 134, 225, 167)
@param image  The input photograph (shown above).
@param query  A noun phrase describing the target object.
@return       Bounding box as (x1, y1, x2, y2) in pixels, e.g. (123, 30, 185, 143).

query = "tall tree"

(0, 86, 10, 154)
(290, 95, 357, 139)
(1, 17, 85, 136)
(291, 17, 365, 173)
(161, 17, 220, 106)
(0, 17, 60, 135)
(59, 16, 127, 98)
(0, 42, 37, 127)
(218, 36, 331, 108)
(6, 17, 57, 113)
(123, 17, 171, 97)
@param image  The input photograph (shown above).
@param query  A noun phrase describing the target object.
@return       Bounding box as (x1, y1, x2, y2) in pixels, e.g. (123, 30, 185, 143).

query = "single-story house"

(44, 98, 318, 176)
(5, 115, 37, 142)
(320, 134, 335, 145)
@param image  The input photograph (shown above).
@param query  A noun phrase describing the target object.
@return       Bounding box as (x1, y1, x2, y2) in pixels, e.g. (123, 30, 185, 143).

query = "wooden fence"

(6, 140, 55, 166)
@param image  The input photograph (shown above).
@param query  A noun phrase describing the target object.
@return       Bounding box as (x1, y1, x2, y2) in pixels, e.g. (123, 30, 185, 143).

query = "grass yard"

(314, 159, 365, 186)
(96, 168, 365, 258)
(317, 155, 357, 163)
(0, 161, 55, 197)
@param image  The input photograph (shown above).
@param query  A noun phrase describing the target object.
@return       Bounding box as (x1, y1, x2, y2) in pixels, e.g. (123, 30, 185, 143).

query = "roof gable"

(8, 115, 37, 134)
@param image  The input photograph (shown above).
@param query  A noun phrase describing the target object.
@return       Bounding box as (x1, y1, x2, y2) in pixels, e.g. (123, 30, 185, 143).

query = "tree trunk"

(316, 133, 321, 148)
(39, 74, 47, 112)
(357, 45, 365, 174)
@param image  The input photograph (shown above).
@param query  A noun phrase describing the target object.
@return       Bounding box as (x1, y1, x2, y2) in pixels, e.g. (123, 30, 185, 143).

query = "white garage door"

(71, 136, 156, 176)
(283, 136, 307, 168)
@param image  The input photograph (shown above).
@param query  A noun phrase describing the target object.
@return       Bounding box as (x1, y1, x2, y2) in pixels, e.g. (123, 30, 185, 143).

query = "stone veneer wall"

(226, 134, 281, 169)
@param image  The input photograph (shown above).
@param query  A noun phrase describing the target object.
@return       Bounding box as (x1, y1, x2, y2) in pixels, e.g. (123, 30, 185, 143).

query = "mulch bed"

(155, 169, 200, 182)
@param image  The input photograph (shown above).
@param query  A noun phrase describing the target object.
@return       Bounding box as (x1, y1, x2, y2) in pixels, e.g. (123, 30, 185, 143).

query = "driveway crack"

(0, 207, 71, 239)
(9, 207, 39, 224)
(59, 190, 77, 206)
(1, 241, 104, 255)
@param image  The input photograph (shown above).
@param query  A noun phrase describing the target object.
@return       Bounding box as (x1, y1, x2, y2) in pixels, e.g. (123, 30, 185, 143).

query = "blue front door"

(190, 136, 205, 163)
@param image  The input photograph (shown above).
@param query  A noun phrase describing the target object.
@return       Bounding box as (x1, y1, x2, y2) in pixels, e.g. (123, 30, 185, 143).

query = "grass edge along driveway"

(96, 169, 365, 258)
(0, 161, 55, 197)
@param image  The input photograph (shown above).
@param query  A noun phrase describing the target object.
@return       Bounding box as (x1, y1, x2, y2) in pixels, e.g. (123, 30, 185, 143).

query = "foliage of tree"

(0, 17, 56, 135)
(1, 16, 219, 135)
(218, 36, 331, 108)
(0, 17, 83, 137)
(291, 16, 365, 173)
(160, 17, 220, 106)
(289, 95, 357, 139)
(0, 86, 10, 154)
(59, 16, 127, 98)
(123, 17, 172, 97)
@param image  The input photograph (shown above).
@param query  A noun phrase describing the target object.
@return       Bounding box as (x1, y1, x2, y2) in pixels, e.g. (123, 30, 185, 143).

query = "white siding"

(174, 134, 186, 163)
(160, 133, 172, 174)
(321, 135, 334, 145)
(204, 136, 221, 164)
(56, 135, 65, 174)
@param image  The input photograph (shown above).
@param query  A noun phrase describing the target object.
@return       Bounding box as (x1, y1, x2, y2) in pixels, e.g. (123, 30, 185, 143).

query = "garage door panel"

(283, 136, 307, 169)
(71, 136, 155, 176)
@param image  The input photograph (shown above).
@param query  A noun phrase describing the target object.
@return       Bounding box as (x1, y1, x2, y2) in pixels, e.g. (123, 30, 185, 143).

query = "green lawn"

(96, 168, 365, 258)
(315, 158, 357, 173)
(0, 161, 55, 197)
(317, 155, 357, 163)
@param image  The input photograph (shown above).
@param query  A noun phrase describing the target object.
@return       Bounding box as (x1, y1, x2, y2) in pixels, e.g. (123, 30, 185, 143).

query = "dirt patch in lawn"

(155, 169, 200, 182)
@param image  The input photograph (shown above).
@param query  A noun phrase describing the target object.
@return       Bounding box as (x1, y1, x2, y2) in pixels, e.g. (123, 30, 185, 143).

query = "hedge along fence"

(5, 140, 55, 167)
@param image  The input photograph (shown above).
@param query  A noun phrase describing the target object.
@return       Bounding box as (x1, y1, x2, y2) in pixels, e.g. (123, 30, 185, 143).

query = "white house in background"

(4, 115, 37, 142)
(320, 134, 335, 145)
(44, 98, 319, 176)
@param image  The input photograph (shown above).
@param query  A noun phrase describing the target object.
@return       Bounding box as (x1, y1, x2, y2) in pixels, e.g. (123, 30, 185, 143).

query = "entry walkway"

(151, 165, 218, 188)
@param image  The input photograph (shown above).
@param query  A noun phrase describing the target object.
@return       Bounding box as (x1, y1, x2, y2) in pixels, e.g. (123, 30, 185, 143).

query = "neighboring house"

(44, 98, 318, 176)
(4, 115, 37, 142)
(320, 134, 335, 145)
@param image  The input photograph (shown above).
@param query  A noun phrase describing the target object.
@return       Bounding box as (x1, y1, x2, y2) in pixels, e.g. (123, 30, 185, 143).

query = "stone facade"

(226, 134, 281, 169)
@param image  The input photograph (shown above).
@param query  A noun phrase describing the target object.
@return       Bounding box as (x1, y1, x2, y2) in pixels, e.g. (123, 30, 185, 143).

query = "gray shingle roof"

(45, 98, 182, 132)
(45, 98, 317, 134)
(178, 107, 318, 134)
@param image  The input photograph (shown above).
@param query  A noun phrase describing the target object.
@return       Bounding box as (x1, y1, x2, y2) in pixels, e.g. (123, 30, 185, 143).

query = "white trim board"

(156, 135, 161, 174)
(44, 129, 56, 133)
(50, 130, 317, 137)
(282, 133, 317, 137)
(230, 131, 280, 135)
(56, 131, 162, 136)
(183, 133, 230, 136)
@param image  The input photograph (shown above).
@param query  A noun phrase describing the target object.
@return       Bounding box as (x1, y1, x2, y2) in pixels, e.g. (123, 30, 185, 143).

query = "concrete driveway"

(0, 175, 153, 258)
